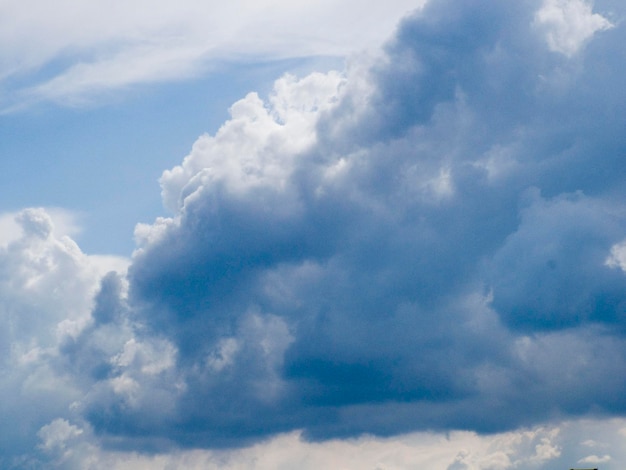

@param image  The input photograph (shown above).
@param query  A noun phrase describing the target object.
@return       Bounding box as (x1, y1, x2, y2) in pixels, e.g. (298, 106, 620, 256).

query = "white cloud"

(0, 207, 81, 247)
(0, 208, 130, 467)
(159, 70, 345, 214)
(606, 239, 626, 272)
(0, 213, 22, 247)
(38, 419, 83, 452)
(0, 209, 110, 344)
(535, 0, 613, 56)
(27, 418, 626, 469)
(0, 0, 426, 110)
(578, 454, 612, 464)
(22, 40, 210, 107)
(0, 208, 129, 276)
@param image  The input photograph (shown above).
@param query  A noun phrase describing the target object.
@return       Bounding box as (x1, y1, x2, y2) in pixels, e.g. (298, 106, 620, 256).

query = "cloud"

(0, 0, 425, 110)
(56, 0, 626, 449)
(535, 0, 613, 56)
(606, 239, 626, 272)
(0, 208, 129, 467)
(19, 417, 626, 469)
(3, 0, 626, 466)
(578, 453, 612, 464)
(0, 207, 81, 246)
(38, 419, 83, 453)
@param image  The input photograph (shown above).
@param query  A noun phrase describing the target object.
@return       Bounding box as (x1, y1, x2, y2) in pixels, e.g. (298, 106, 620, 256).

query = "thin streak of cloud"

(0, 0, 426, 110)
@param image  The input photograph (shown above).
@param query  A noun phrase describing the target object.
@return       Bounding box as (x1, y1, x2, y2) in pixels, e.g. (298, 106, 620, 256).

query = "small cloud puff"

(578, 453, 612, 464)
(535, 0, 613, 56)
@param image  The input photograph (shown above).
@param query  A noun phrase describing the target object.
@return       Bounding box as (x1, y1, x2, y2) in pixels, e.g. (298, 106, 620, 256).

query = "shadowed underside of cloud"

(3, 0, 626, 466)
(83, 0, 626, 447)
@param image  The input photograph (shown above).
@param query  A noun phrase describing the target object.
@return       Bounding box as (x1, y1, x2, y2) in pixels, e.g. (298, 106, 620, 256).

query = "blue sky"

(2, 0, 626, 468)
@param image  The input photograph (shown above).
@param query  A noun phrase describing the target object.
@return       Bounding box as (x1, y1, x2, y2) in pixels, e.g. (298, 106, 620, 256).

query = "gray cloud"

(3, 0, 626, 464)
(60, 0, 626, 449)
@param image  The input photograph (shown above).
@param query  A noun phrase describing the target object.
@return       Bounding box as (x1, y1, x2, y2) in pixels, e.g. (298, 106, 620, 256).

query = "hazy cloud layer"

(3, 0, 626, 467)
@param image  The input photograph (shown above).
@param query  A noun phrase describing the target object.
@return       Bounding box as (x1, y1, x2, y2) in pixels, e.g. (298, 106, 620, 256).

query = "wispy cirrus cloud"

(0, 0, 425, 110)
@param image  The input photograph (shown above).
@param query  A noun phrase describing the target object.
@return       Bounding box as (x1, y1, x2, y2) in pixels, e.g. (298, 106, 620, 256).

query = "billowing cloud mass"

(3, 0, 626, 467)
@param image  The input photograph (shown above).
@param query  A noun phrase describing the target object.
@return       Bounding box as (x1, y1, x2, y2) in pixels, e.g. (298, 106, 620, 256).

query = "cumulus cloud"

(4, 0, 626, 467)
(0, 208, 129, 467)
(43, 0, 624, 450)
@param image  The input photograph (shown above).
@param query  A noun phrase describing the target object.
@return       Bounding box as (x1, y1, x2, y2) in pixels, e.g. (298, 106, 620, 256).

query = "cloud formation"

(0, 208, 128, 467)
(43, 0, 626, 450)
(0, 0, 424, 110)
(3, 0, 626, 467)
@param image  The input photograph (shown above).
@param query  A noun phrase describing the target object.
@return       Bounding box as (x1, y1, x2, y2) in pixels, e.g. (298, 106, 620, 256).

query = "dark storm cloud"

(71, 0, 626, 449)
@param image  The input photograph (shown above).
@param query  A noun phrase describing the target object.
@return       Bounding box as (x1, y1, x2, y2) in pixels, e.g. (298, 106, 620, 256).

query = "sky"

(2, 0, 626, 468)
